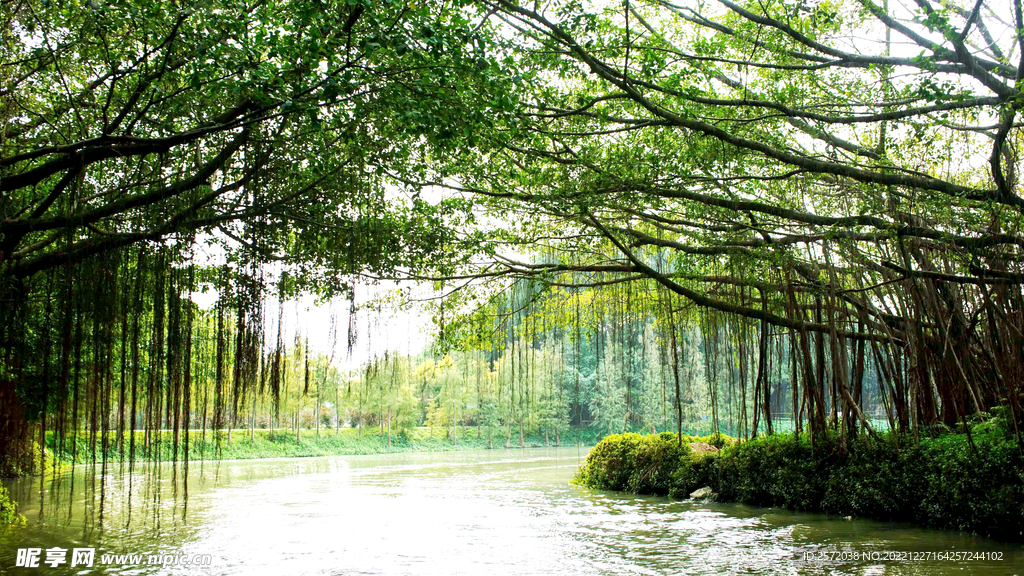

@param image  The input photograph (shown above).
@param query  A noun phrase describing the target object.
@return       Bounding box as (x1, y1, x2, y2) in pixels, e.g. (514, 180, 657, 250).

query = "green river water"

(1, 447, 1021, 575)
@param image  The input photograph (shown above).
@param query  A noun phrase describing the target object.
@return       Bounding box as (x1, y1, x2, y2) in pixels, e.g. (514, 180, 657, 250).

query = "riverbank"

(573, 429, 1024, 542)
(5, 445, 1020, 575)
(41, 426, 599, 467)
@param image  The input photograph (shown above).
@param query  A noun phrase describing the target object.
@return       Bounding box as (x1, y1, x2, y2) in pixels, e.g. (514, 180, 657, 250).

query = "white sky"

(186, 181, 457, 374)
(190, 279, 437, 375)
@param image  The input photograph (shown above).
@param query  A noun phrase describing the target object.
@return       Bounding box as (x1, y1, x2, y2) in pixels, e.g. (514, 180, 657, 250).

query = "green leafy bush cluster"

(0, 484, 25, 526)
(2, 442, 69, 478)
(572, 432, 731, 494)
(575, 430, 1024, 541)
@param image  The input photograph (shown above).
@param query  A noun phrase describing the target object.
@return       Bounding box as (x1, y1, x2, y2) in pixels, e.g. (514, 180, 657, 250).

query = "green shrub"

(575, 430, 1024, 542)
(666, 451, 718, 499)
(573, 432, 692, 494)
(0, 484, 25, 526)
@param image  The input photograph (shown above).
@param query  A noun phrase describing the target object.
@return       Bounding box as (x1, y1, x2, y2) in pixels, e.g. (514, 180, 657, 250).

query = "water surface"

(2, 447, 1020, 575)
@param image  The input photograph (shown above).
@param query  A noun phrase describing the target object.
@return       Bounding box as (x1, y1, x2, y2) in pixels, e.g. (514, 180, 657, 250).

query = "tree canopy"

(0, 0, 515, 472)
(443, 0, 1024, 434)
(1, 0, 508, 288)
(1, 0, 1023, 474)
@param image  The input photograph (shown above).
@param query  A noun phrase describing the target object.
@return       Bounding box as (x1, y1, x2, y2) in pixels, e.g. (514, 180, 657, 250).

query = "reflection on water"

(1, 447, 1021, 575)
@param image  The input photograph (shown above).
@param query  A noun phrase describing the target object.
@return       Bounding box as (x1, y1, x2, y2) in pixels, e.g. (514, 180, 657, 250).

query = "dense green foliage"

(453, 0, 1024, 443)
(0, 0, 504, 285)
(0, 485, 24, 526)
(572, 432, 731, 494)
(575, 429, 1024, 541)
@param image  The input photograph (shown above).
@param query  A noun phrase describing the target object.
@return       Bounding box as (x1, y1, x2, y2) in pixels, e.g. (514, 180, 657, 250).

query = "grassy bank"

(43, 426, 593, 465)
(573, 430, 1024, 542)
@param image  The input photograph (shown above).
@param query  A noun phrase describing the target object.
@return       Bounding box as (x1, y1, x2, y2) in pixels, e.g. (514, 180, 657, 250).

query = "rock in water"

(689, 487, 718, 501)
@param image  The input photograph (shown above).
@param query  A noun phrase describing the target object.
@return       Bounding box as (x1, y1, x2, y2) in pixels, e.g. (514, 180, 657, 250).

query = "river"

(1, 446, 1020, 575)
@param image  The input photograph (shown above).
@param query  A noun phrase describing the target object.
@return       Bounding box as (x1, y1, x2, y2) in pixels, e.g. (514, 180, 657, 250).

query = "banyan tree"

(0, 0, 508, 474)
(451, 0, 1024, 446)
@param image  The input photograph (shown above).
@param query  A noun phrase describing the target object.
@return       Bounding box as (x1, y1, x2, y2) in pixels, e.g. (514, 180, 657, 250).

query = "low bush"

(574, 429, 1024, 541)
(0, 484, 25, 526)
(573, 432, 732, 494)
